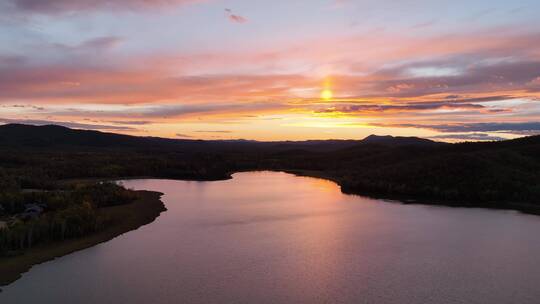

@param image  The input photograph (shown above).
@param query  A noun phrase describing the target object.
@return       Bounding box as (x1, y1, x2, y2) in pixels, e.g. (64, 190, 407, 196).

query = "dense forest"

(1, 123, 540, 253)
(0, 182, 137, 256)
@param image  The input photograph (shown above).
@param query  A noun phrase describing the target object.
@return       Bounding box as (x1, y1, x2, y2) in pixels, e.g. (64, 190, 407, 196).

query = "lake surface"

(2, 171, 540, 303)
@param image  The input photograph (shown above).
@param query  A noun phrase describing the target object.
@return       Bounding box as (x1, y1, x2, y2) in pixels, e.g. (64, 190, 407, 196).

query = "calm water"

(2, 172, 540, 303)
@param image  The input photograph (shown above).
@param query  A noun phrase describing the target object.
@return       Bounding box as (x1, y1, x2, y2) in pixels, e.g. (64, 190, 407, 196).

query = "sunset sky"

(1, 0, 540, 141)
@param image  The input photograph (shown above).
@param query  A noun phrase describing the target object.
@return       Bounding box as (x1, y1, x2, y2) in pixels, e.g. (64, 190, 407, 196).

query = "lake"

(2, 171, 540, 303)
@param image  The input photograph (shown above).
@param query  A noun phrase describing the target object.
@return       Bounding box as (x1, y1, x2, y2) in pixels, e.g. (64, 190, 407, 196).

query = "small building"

(24, 204, 44, 215)
(15, 204, 46, 221)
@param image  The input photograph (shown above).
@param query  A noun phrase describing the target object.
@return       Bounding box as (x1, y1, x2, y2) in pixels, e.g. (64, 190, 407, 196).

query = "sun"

(321, 89, 333, 100)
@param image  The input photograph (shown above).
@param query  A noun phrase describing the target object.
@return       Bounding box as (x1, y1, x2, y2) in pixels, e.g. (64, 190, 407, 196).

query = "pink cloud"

(229, 14, 247, 23)
(8, 0, 205, 13)
(2, 28, 540, 136)
(225, 8, 247, 23)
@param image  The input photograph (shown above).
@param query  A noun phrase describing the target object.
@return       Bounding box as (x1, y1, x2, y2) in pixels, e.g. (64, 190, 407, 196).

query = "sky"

(1, 0, 540, 141)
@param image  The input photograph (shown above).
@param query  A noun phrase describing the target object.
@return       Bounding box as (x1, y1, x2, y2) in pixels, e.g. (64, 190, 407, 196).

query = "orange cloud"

(2, 28, 540, 140)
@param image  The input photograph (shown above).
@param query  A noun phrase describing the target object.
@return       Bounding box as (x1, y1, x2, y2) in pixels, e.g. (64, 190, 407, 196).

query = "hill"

(0, 124, 360, 152)
(0, 124, 539, 212)
(359, 134, 442, 146)
(0, 124, 202, 149)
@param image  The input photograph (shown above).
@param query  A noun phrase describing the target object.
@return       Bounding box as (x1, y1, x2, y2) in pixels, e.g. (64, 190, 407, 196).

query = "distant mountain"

(0, 124, 437, 149)
(2, 123, 538, 156)
(360, 134, 442, 146)
(0, 124, 360, 152)
(0, 124, 188, 149)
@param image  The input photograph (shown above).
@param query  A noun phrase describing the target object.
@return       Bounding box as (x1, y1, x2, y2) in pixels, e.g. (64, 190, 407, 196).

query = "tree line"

(0, 182, 136, 256)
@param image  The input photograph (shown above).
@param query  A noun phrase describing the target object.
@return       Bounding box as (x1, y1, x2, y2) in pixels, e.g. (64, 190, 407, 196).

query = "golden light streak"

(320, 76, 334, 100)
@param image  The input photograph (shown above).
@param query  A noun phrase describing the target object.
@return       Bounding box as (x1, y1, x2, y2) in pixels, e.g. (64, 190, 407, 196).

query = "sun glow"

(321, 89, 333, 100)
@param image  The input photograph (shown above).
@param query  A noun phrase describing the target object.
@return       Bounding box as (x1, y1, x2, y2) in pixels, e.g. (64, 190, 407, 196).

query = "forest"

(1, 123, 540, 255)
(0, 182, 137, 256)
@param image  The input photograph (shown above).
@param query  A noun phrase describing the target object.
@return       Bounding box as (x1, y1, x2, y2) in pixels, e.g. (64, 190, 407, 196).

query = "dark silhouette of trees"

(0, 182, 136, 256)
(1, 124, 540, 256)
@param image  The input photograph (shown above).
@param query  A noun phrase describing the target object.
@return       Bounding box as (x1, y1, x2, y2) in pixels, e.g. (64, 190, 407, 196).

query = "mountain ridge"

(0, 123, 521, 148)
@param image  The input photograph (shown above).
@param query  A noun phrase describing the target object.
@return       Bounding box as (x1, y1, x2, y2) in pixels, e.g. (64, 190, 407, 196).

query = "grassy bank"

(0, 190, 166, 287)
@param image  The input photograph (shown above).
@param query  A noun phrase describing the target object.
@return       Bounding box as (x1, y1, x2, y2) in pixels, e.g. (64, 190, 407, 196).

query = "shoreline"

(0, 190, 166, 288)
(3, 169, 539, 288)
(279, 169, 540, 216)
(1, 171, 539, 289)
(68, 170, 540, 217)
